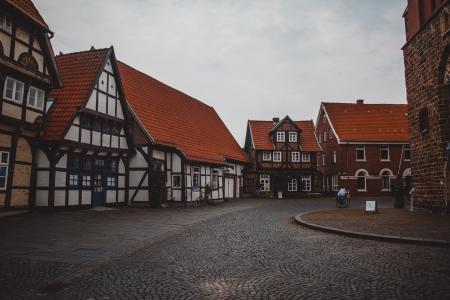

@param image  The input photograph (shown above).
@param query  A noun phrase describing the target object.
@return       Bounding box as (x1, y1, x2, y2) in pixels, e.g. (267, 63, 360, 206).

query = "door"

(93, 173, 105, 206)
(225, 177, 235, 199)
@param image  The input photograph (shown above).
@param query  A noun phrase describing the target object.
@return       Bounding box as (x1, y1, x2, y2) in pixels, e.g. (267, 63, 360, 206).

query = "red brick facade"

(316, 101, 411, 197)
(403, 0, 450, 211)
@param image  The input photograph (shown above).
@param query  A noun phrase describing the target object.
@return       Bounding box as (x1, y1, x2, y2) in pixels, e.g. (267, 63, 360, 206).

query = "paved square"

(1, 198, 449, 299)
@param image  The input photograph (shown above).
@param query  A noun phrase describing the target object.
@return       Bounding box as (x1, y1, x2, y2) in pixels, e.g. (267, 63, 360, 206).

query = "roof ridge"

(56, 47, 110, 58)
(117, 60, 213, 109)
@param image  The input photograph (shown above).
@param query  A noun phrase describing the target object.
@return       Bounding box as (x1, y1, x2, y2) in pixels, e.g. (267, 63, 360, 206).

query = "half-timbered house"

(0, 0, 62, 209)
(35, 47, 146, 207)
(117, 61, 249, 206)
(243, 116, 322, 197)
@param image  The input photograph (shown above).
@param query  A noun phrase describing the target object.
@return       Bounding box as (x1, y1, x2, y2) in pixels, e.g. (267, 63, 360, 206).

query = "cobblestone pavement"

(1, 198, 450, 299)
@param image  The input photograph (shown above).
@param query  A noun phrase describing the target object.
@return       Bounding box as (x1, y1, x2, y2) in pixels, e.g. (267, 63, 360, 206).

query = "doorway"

(93, 173, 105, 206)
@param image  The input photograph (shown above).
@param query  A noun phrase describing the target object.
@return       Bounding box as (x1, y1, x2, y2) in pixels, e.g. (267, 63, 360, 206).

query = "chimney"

(272, 117, 280, 124)
(90, 46, 96, 51)
(356, 99, 364, 105)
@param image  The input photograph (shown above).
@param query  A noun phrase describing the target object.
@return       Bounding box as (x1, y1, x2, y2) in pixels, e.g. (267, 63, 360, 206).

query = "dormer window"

(276, 132, 285, 142)
(273, 151, 282, 162)
(0, 13, 12, 33)
(262, 152, 271, 161)
(288, 132, 297, 142)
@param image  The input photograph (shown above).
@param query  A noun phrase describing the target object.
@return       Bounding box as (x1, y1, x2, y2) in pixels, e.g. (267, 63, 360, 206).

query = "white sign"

(365, 200, 377, 213)
(277, 191, 283, 199)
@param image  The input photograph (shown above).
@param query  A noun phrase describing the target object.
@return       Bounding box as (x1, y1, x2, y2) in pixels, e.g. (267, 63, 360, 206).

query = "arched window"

(380, 169, 393, 190)
(355, 169, 368, 192)
(18, 52, 38, 72)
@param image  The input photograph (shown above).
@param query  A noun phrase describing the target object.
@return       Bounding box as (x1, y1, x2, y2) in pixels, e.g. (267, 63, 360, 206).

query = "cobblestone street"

(1, 198, 450, 299)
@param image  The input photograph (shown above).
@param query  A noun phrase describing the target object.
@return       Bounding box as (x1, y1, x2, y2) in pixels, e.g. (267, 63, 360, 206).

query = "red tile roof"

(249, 119, 321, 152)
(322, 102, 409, 143)
(6, 0, 49, 30)
(117, 61, 249, 164)
(44, 48, 109, 140)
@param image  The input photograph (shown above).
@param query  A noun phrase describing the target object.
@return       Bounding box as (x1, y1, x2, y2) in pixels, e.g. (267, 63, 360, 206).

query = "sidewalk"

(295, 208, 450, 247)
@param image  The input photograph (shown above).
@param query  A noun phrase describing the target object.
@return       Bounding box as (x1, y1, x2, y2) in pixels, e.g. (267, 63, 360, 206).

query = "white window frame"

(323, 132, 327, 142)
(82, 175, 91, 187)
(380, 168, 393, 191)
(380, 145, 390, 161)
(260, 174, 270, 191)
(0, 151, 10, 190)
(3, 77, 25, 103)
(291, 152, 300, 162)
(302, 152, 310, 163)
(192, 166, 200, 188)
(262, 151, 271, 161)
(356, 146, 366, 161)
(302, 176, 312, 192)
(107, 176, 116, 187)
(27, 86, 45, 111)
(356, 169, 368, 192)
(333, 150, 337, 164)
(172, 175, 182, 188)
(273, 151, 282, 162)
(329, 130, 332, 140)
(276, 132, 285, 142)
(0, 13, 12, 33)
(288, 132, 297, 142)
(288, 178, 298, 191)
(318, 134, 321, 143)
(332, 175, 339, 191)
(211, 169, 219, 189)
(68, 174, 79, 187)
(322, 154, 325, 166)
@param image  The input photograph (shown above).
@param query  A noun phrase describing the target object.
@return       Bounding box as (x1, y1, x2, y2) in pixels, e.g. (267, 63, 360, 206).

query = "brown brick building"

(402, 0, 450, 212)
(316, 100, 411, 198)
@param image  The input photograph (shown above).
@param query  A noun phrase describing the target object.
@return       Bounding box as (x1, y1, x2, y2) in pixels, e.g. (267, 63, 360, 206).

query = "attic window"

(276, 132, 285, 142)
(289, 132, 297, 142)
(0, 13, 12, 33)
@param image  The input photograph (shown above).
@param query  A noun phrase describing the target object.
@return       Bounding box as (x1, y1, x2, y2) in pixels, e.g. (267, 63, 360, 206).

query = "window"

(0, 151, 9, 189)
(276, 132, 285, 142)
(80, 114, 92, 129)
(380, 145, 390, 161)
(302, 176, 311, 192)
(322, 154, 325, 166)
(68, 156, 80, 170)
(288, 178, 297, 191)
(27, 86, 45, 110)
(93, 118, 102, 132)
(302, 152, 310, 163)
(403, 145, 411, 161)
(419, 108, 429, 133)
(82, 175, 91, 187)
(356, 170, 368, 191)
(323, 132, 327, 142)
(82, 158, 92, 170)
(262, 152, 271, 161)
(333, 150, 337, 164)
(289, 132, 297, 142)
(95, 158, 105, 167)
(356, 146, 366, 161)
(172, 175, 181, 188)
(102, 121, 112, 134)
(3, 77, 24, 103)
(273, 151, 282, 162)
(192, 167, 200, 188)
(211, 170, 219, 189)
(68, 174, 79, 186)
(0, 13, 12, 33)
(329, 130, 332, 140)
(109, 159, 118, 172)
(291, 152, 300, 162)
(107, 176, 116, 187)
(332, 175, 339, 191)
(112, 124, 121, 135)
(318, 134, 321, 143)
(260, 174, 270, 191)
(381, 170, 391, 190)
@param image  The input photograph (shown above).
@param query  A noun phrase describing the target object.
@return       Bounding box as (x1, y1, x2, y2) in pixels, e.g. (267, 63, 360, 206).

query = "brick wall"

(403, 3, 450, 210)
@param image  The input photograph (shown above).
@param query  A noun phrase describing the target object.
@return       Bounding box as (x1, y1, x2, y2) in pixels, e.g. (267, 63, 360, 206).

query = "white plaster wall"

(116, 104, 124, 119)
(102, 134, 110, 147)
(82, 190, 91, 205)
(107, 98, 115, 116)
(97, 93, 107, 114)
(172, 189, 182, 201)
(120, 137, 128, 149)
(36, 170, 49, 187)
(36, 149, 49, 168)
(54, 191, 65, 206)
(118, 175, 125, 188)
(55, 171, 66, 187)
(0, 31, 11, 57)
(14, 43, 28, 61)
(108, 76, 116, 96)
(92, 131, 101, 146)
(33, 38, 41, 50)
(130, 170, 147, 187)
(68, 190, 78, 205)
(16, 27, 30, 43)
(130, 151, 146, 168)
(33, 51, 44, 73)
(56, 154, 67, 168)
(172, 154, 181, 172)
(111, 136, 119, 148)
(153, 150, 165, 160)
(106, 190, 116, 203)
(81, 129, 90, 144)
(99, 72, 108, 93)
(118, 190, 125, 203)
(86, 92, 96, 110)
(64, 126, 79, 142)
(35, 190, 48, 206)
(119, 159, 125, 173)
(131, 189, 148, 202)
(104, 59, 113, 73)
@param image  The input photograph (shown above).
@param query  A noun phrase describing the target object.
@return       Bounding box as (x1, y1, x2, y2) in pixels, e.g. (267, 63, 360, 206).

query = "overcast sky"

(36, 0, 407, 146)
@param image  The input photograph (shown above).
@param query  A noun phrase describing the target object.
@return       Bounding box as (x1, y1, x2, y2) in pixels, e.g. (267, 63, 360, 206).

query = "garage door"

(224, 177, 235, 198)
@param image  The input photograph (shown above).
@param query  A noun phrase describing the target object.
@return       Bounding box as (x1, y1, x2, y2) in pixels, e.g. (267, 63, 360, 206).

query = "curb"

(294, 211, 450, 248)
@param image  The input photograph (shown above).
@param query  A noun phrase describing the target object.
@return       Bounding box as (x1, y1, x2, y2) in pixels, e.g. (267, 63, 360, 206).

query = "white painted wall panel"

(104, 59, 113, 73)
(130, 151, 146, 168)
(153, 150, 165, 160)
(99, 72, 108, 92)
(172, 189, 182, 201)
(133, 190, 148, 202)
(172, 154, 181, 172)
(119, 159, 125, 173)
(64, 126, 79, 142)
(73, 116, 80, 125)
(82, 191, 91, 205)
(102, 134, 110, 147)
(111, 136, 119, 148)
(86, 91, 96, 110)
(118, 190, 125, 203)
(116, 104, 124, 119)
(68, 190, 79, 205)
(107, 98, 115, 116)
(35, 190, 48, 206)
(55, 171, 66, 187)
(106, 190, 116, 203)
(98, 92, 107, 114)
(81, 129, 90, 144)
(130, 170, 147, 187)
(120, 137, 128, 149)
(37, 171, 49, 187)
(36, 150, 49, 168)
(92, 131, 101, 146)
(118, 175, 125, 188)
(108, 76, 116, 96)
(54, 191, 65, 206)
(56, 154, 67, 168)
